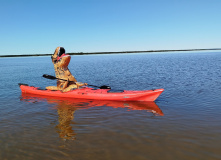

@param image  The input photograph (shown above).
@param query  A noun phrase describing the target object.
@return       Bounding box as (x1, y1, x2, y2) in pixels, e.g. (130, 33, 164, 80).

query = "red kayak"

(19, 83, 164, 102)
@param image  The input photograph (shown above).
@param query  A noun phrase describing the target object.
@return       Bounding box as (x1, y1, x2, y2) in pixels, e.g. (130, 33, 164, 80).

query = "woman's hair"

(58, 47, 65, 57)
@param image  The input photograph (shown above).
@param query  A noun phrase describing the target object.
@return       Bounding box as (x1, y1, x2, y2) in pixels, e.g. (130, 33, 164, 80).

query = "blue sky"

(0, 0, 220, 55)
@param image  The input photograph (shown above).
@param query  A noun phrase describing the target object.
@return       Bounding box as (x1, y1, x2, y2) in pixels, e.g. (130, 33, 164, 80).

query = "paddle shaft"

(43, 74, 111, 89)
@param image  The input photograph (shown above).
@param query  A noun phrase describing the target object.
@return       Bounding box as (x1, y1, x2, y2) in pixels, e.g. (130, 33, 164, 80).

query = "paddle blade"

(100, 85, 111, 89)
(43, 74, 57, 80)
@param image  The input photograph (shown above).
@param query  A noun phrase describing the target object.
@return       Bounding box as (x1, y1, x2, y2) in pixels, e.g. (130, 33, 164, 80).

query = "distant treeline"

(1, 48, 221, 58)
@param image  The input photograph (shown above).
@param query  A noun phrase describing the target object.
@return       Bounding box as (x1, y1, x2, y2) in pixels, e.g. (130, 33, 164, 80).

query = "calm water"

(0, 52, 221, 160)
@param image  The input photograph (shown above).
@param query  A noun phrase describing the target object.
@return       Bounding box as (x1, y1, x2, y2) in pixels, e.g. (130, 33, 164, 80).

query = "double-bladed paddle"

(42, 74, 111, 89)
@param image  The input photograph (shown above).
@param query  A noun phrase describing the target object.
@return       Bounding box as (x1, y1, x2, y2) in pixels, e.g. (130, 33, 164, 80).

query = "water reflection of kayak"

(20, 93, 164, 116)
(19, 83, 164, 102)
(20, 93, 163, 140)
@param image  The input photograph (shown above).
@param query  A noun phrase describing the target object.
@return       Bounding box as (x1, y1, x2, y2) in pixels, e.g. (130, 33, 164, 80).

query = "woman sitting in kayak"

(46, 47, 87, 92)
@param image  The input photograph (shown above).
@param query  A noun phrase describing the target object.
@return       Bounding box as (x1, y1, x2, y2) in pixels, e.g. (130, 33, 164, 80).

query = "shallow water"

(0, 52, 221, 160)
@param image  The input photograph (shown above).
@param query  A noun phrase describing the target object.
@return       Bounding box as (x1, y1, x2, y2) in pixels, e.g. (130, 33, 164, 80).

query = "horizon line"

(0, 48, 221, 58)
